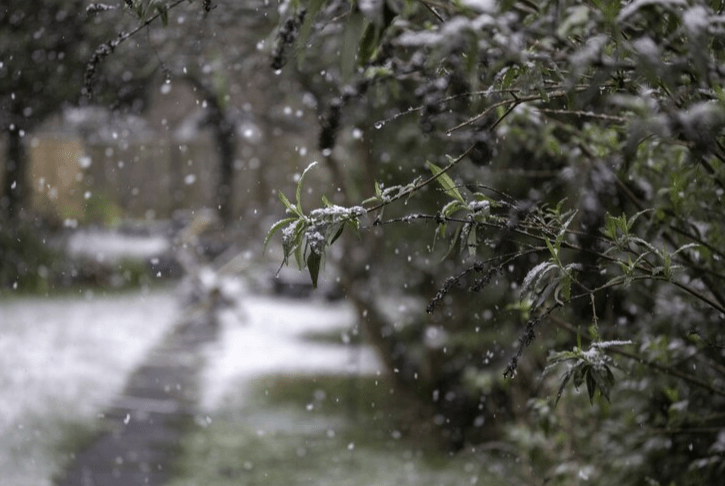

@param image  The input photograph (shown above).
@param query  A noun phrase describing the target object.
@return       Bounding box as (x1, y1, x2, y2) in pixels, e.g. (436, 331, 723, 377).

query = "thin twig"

(535, 108, 628, 123)
(447, 90, 570, 134)
(84, 0, 189, 98)
(365, 144, 475, 213)
(418, 0, 445, 22)
(611, 347, 725, 398)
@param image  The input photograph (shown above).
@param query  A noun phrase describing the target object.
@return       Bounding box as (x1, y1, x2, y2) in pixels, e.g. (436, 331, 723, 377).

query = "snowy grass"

(0, 287, 516, 485)
(169, 374, 510, 486)
(0, 288, 179, 486)
(199, 295, 384, 411)
(178, 294, 513, 485)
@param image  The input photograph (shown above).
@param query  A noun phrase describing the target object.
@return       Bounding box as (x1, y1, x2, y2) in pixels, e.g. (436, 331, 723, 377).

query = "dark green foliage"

(259, 1, 725, 484)
(0, 221, 62, 293)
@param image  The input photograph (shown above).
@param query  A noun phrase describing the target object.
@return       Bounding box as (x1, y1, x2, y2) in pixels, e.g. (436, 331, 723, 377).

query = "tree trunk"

(183, 74, 236, 226)
(215, 117, 235, 225)
(1, 127, 27, 223)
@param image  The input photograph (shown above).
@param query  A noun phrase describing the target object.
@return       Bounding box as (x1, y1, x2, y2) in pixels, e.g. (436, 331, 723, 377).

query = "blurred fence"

(0, 129, 219, 225)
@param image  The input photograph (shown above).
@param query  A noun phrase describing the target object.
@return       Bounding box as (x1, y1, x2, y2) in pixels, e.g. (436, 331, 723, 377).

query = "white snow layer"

(201, 295, 384, 410)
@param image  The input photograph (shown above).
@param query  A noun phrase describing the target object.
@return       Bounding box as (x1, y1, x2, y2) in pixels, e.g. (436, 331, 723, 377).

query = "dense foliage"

(262, 1, 725, 484)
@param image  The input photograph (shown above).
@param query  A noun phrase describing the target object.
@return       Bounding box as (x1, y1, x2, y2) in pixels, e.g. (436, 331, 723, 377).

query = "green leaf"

(341, 11, 366, 83)
(521, 261, 558, 298)
(615, 215, 628, 235)
(296, 161, 318, 214)
(545, 237, 558, 260)
(603, 213, 618, 240)
(467, 225, 477, 258)
(132, 0, 145, 19)
(426, 161, 465, 203)
(556, 211, 577, 251)
(345, 216, 361, 233)
(548, 350, 581, 366)
(556, 273, 572, 303)
(555, 368, 574, 406)
(630, 236, 657, 254)
(294, 237, 304, 269)
(307, 251, 322, 288)
(442, 200, 465, 218)
(440, 225, 462, 262)
(500, 66, 518, 90)
(589, 366, 613, 403)
(279, 191, 299, 216)
(573, 364, 587, 389)
(154, 2, 169, 27)
(281, 218, 308, 266)
(329, 224, 345, 245)
(672, 243, 702, 256)
(576, 330, 582, 352)
(358, 22, 378, 66)
(264, 217, 298, 252)
(298, 0, 325, 54)
(534, 280, 557, 310)
(585, 368, 597, 404)
(627, 209, 652, 231)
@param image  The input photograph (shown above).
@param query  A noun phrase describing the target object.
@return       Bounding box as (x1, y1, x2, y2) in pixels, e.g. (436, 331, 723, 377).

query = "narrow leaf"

(545, 237, 558, 260)
(556, 211, 577, 251)
(426, 161, 465, 203)
(264, 217, 298, 252)
(627, 208, 652, 231)
(341, 11, 366, 83)
(298, 0, 324, 54)
(555, 368, 574, 406)
(590, 367, 613, 403)
(307, 251, 322, 288)
(296, 161, 318, 214)
(358, 22, 378, 66)
(155, 3, 168, 26)
(467, 226, 477, 258)
(573, 364, 586, 389)
(521, 261, 557, 297)
(279, 191, 297, 214)
(329, 224, 345, 245)
(585, 369, 597, 404)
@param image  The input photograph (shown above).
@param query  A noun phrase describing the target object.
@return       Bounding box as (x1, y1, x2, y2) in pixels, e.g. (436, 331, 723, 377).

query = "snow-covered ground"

(202, 295, 384, 410)
(0, 285, 383, 485)
(0, 289, 179, 486)
(65, 228, 171, 262)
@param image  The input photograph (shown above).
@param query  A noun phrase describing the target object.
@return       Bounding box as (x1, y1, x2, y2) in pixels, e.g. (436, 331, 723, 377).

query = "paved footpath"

(55, 311, 219, 486)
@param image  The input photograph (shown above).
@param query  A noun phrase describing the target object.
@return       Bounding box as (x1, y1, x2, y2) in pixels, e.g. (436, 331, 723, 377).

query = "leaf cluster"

(265, 162, 366, 287)
(253, 1, 725, 483)
(545, 341, 626, 406)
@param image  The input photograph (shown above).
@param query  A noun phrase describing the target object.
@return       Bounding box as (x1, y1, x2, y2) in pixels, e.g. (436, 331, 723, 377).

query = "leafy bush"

(0, 220, 63, 293)
(262, 1, 725, 484)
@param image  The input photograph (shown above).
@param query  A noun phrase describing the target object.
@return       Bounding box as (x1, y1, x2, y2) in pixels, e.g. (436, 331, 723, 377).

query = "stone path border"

(55, 311, 218, 486)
